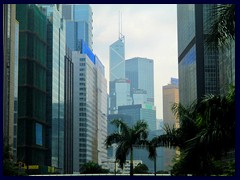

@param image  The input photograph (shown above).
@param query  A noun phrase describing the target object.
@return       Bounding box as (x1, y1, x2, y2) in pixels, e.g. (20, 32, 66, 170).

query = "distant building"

(118, 104, 156, 132)
(125, 57, 154, 105)
(162, 78, 179, 128)
(109, 78, 132, 114)
(109, 35, 126, 115)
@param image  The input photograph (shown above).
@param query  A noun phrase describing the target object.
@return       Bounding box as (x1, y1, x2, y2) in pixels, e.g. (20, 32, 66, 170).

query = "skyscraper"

(125, 57, 154, 105)
(177, 4, 220, 106)
(63, 4, 93, 51)
(64, 47, 74, 174)
(39, 4, 66, 173)
(109, 32, 126, 114)
(72, 41, 107, 172)
(16, 4, 48, 167)
(162, 78, 179, 128)
(3, 4, 19, 161)
(162, 78, 179, 171)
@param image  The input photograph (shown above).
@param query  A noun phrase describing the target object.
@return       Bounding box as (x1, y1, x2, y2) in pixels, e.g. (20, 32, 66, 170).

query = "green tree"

(105, 119, 148, 176)
(133, 163, 149, 174)
(3, 139, 28, 176)
(80, 161, 109, 174)
(157, 86, 235, 176)
(207, 4, 235, 46)
(146, 137, 158, 176)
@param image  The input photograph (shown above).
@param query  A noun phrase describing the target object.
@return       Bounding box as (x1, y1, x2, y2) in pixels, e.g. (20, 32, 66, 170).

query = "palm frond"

(105, 133, 123, 147)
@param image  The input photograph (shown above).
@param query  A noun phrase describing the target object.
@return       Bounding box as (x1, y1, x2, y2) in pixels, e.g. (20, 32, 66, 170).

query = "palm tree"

(147, 137, 158, 176)
(105, 119, 148, 176)
(157, 86, 235, 175)
(206, 4, 235, 46)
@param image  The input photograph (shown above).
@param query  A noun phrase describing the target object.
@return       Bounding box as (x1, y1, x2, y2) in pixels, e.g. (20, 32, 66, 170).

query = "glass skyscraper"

(63, 4, 93, 51)
(40, 4, 66, 173)
(177, 4, 220, 106)
(109, 34, 126, 114)
(125, 57, 154, 105)
(16, 4, 49, 167)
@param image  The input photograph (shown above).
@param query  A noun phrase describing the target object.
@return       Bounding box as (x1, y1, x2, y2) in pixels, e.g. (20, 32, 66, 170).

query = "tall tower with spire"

(109, 12, 129, 114)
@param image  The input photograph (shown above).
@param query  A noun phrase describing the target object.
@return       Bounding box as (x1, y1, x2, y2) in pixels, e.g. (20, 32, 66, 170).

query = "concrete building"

(162, 78, 179, 128)
(72, 41, 107, 172)
(3, 4, 19, 161)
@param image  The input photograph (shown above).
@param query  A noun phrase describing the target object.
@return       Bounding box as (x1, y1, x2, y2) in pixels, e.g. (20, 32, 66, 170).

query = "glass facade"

(177, 4, 222, 106)
(179, 45, 197, 107)
(40, 4, 66, 172)
(109, 38, 125, 81)
(63, 4, 93, 51)
(16, 4, 48, 166)
(13, 20, 19, 161)
(125, 57, 154, 105)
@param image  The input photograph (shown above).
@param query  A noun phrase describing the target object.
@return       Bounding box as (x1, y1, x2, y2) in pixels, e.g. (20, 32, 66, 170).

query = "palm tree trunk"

(154, 156, 156, 176)
(130, 146, 133, 176)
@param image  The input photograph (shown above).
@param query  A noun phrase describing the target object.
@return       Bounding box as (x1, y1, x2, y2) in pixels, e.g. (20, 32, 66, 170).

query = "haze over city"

(91, 4, 178, 119)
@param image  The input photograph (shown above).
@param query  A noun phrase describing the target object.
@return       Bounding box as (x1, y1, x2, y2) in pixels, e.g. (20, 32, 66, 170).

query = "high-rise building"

(39, 4, 66, 173)
(3, 4, 19, 161)
(16, 4, 48, 167)
(162, 78, 179, 128)
(177, 4, 220, 107)
(109, 36, 125, 82)
(64, 47, 73, 174)
(118, 104, 156, 131)
(162, 78, 179, 172)
(72, 41, 107, 172)
(109, 78, 132, 114)
(125, 57, 154, 105)
(95, 55, 108, 165)
(109, 35, 126, 115)
(62, 4, 93, 51)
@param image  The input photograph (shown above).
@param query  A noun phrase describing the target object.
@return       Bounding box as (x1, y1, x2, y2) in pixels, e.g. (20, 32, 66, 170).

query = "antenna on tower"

(118, 11, 124, 41)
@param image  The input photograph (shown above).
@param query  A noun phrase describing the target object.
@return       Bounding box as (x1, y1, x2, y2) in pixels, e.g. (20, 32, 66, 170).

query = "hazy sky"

(91, 4, 178, 119)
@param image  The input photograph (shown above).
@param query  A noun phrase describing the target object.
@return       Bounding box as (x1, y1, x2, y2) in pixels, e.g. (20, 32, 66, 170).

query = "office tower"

(109, 36, 125, 82)
(109, 79, 132, 114)
(125, 57, 154, 105)
(3, 4, 19, 161)
(109, 34, 126, 114)
(177, 4, 221, 107)
(72, 41, 107, 172)
(95, 55, 108, 165)
(62, 4, 93, 51)
(118, 104, 156, 131)
(162, 78, 179, 128)
(16, 4, 48, 166)
(132, 89, 147, 106)
(162, 78, 179, 172)
(64, 47, 73, 174)
(39, 4, 66, 173)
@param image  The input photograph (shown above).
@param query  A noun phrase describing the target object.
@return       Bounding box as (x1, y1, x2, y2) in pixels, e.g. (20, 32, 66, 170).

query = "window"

(36, 123, 43, 146)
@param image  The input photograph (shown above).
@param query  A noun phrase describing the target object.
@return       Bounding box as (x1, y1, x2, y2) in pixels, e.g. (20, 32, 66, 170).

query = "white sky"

(91, 4, 178, 119)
